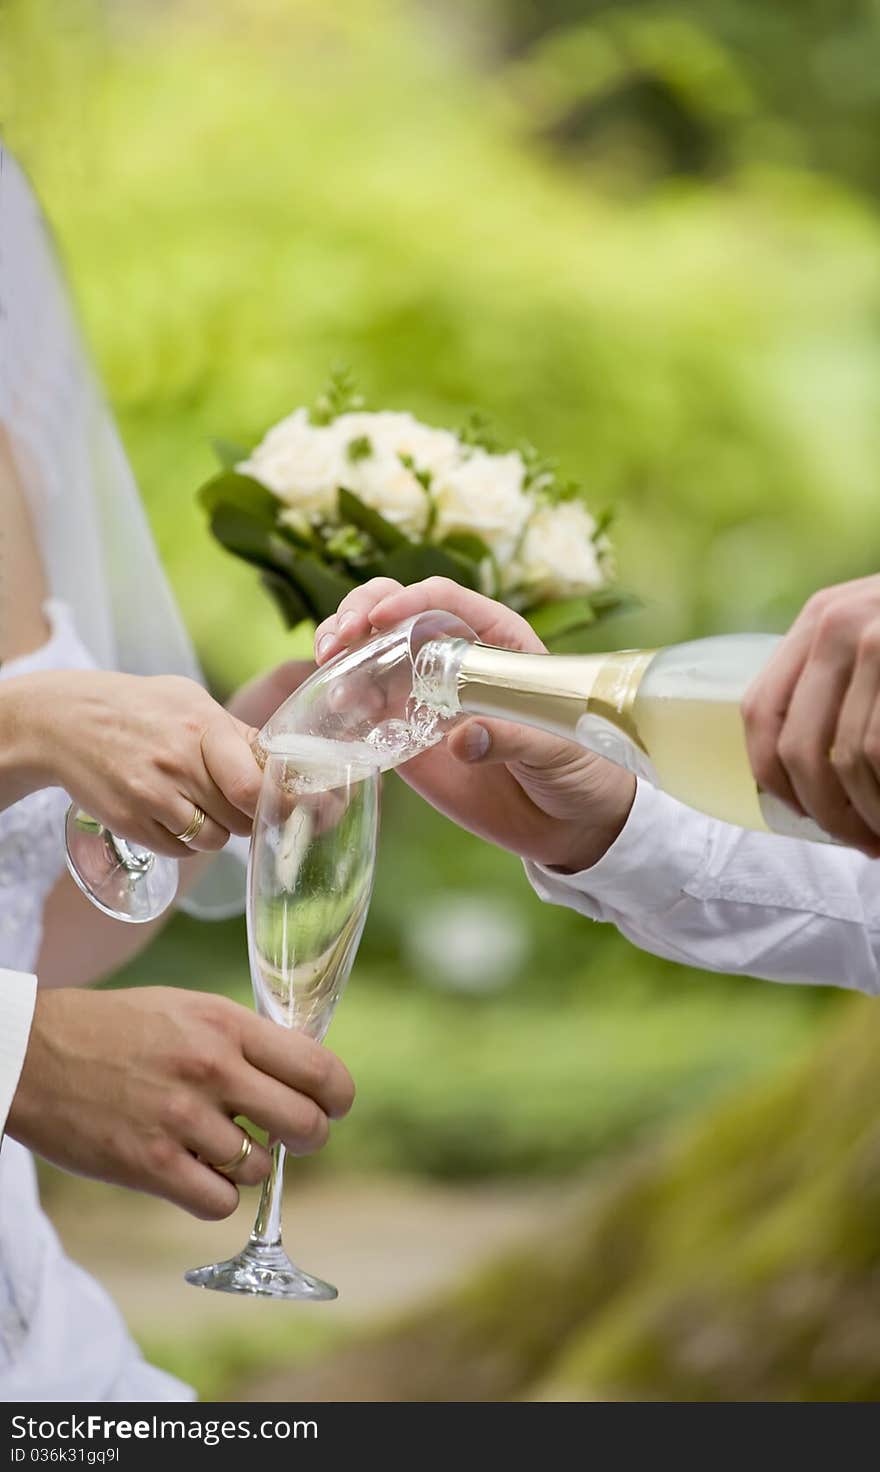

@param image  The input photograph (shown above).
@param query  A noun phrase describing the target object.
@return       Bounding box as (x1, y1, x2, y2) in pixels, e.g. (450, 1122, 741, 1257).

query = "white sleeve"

(0, 969, 37, 1135)
(524, 781, 880, 994)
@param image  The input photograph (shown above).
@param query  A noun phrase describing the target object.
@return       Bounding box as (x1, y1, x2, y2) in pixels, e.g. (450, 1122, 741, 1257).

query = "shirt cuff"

(524, 780, 711, 919)
(0, 969, 37, 1137)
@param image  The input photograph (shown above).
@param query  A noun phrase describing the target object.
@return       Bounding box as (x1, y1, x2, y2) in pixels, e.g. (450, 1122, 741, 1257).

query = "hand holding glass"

(65, 610, 477, 922)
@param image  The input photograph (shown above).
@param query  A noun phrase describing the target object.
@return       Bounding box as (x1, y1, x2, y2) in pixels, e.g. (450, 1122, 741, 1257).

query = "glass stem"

(250, 1141, 286, 1248)
(107, 832, 153, 874)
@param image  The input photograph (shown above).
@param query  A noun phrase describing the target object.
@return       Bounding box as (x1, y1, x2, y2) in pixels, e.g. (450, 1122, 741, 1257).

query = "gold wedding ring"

(208, 1130, 254, 1178)
(174, 805, 207, 844)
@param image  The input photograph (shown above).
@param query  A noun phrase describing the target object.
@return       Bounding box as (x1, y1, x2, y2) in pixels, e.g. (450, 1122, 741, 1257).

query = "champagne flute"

(185, 738, 379, 1299)
(64, 609, 477, 923)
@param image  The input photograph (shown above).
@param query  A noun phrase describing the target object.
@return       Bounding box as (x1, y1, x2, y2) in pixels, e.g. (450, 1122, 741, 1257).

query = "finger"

(201, 718, 263, 822)
(325, 666, 389, 725)
(187, 1115, 271, 1188)
(369, 577, 546, 653)
(829, 633, 880, 841)
(161, 797, 230, 853)
(119, 780, 234, 853)
(115, 819, 194, 860)
(446, 716, 582, 773)
(741, 620, 815, 813)
(315, 578, 405, 662)
(180, 768, 256, 839)
(225, 1064, 332, 1156)
(152, 1149, 240, 1221)
(240, 1020, 356, 1120)
(776, 654, 877, 849)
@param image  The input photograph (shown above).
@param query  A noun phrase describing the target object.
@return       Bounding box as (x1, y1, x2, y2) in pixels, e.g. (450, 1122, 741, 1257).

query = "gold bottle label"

(456, 644, 657, 750)
(586, 651, 656, 753)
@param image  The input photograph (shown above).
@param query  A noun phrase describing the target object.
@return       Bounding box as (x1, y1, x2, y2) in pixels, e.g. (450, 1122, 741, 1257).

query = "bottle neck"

(433, 641, 656, 748)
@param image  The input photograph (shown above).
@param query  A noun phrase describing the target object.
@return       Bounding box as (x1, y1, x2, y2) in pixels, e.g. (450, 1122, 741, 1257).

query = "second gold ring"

(175, 805, 207, 845)
(209, 1130, 254, 1178)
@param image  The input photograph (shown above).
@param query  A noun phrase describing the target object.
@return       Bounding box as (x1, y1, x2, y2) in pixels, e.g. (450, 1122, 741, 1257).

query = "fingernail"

(317, 633, 337, 661)
(461, 724, 491, 762)
(338, 611, 359, 634)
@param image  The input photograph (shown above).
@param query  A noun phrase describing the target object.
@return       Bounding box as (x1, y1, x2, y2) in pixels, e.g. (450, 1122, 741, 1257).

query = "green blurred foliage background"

(3, 0, 880, 1400)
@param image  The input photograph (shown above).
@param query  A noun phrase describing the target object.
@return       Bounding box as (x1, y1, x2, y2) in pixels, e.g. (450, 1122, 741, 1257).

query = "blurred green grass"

(110, 896, 822, 1180)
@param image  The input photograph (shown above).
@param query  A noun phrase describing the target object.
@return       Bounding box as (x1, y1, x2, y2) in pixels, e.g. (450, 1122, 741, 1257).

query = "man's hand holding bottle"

(315, 577, 637, 874)
(316, 573, 880, 862)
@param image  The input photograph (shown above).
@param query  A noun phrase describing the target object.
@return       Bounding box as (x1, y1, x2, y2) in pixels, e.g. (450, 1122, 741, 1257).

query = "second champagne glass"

(184, 739, 379, 1299)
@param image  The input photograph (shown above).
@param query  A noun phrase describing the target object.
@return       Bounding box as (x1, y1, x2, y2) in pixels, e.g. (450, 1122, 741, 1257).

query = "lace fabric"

(0, 602, 95, 973)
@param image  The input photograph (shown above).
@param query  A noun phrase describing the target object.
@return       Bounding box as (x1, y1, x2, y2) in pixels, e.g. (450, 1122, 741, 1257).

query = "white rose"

(385, 422, 462, 481)
(329, 410, 386, 444)
(432, 450, 532, 559)
(510, 500, 605, 601)
(238, 408, 345, 520)
(334, 411, 462, 483)
(342, 447, 429, 537)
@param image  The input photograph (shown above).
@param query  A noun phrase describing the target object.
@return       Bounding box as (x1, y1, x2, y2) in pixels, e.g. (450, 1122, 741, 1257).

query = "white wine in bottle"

(413, 633, 834, 844)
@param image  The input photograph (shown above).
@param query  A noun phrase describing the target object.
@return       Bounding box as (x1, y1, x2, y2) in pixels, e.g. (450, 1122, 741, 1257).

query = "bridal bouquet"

(199, 372, 625, 644)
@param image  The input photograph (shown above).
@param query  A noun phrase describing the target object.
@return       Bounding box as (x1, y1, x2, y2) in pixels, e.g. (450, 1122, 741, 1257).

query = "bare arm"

(37, 857, 220, 988)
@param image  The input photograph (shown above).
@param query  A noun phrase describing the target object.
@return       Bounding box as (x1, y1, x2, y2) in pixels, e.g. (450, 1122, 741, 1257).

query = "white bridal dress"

(0, 148, 243, 1398)
(0, 605, 194, 1401)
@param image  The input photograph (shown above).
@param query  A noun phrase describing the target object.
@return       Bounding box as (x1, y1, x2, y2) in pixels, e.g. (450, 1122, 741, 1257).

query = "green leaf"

(374, 543, 482, 591)
(208, 504, 291, 572)
(439, 531, 492, 567)
(346, 434, 373, 463)
(527, 597, 597, 643)
(310, 365, 365, 425)
(275, 514, 318, 552)
(337, 488, 407, 551)
(198, 470, 281, 525)
(283, 554, 358, 624)
(259, 571, 309, 630)
(593, 507, 616, 539)
(588, 586, 641, 616)
(458, 409, 504, 454)
(526, 587, 640, 646)
(200, 468, 357, 624)
(324, 522, 373, 562)
(211, 438, 249, 470)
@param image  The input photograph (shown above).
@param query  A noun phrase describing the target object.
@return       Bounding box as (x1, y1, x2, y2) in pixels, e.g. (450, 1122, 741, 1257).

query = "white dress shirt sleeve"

(524, 781, 880, 994)
(0, 968, 37, 1135)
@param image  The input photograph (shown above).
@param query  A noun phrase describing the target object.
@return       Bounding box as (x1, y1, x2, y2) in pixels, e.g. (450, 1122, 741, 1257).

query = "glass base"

(65, 807, 178, 923)
(184, 1241, 338, 1300)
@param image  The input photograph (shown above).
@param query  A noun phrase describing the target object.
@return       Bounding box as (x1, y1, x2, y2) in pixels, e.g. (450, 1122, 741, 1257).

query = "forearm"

(525, 781, 880, 994)
(36, 841, 243, 988)
(0, 674, 57, 811)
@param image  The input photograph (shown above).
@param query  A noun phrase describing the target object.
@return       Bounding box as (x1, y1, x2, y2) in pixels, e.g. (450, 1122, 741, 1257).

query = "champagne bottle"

(413, 633, 834, 844)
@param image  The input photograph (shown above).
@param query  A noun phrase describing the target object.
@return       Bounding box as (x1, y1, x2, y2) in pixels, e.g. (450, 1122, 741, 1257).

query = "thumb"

(446, 717, 581, 772)
(202, 717, 263, 819)
(229, 715, 261, 750)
